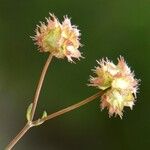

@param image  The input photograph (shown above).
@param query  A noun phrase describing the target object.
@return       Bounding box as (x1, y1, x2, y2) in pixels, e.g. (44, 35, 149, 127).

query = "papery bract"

(33, 13, 83, 63)
(89, 56, 139, 118)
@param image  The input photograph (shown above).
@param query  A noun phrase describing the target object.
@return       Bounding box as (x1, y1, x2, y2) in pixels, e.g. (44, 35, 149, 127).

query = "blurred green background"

(0, 0, 149, 149)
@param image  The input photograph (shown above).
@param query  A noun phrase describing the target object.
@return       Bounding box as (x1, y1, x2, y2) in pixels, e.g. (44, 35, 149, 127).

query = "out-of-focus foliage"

(0, 0, 149, 149)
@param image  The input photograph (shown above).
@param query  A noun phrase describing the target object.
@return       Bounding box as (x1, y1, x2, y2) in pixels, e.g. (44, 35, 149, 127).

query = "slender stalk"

(5, 123, 32, 150)
(5, 54, 105, 149)
(30, 53, 53, 121)
(6, 54, 53, 150)
(32, 91, 104, 125)
(6, 91, 104, 149)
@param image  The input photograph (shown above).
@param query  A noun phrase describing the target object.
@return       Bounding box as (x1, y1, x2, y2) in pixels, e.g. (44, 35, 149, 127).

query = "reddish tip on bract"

(32, 13, 83, 63)
(89, 56, 140, 118)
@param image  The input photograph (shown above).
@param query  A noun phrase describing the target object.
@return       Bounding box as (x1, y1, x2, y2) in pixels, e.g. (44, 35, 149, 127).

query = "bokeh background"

(0, 0, 150, 149)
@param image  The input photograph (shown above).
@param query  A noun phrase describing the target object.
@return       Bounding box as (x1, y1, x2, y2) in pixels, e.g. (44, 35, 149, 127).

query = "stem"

(33, 91, 104, 125)
(6, 54, 53, 150)
(6, 91, 104, 149)
(30, 53, 53, 121)
(5, 123, 32, 150)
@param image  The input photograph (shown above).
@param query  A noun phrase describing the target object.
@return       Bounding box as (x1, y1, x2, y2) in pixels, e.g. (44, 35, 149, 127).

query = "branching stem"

(5, 91, 104, 150)
(6, 54, 53, 150)
(5, 53, 105, 150)
(32, 91, 104, 125)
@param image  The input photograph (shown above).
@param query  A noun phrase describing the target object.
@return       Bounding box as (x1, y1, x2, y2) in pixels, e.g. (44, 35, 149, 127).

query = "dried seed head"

(33, 13, 83, 63)
(89, 56, 140, 118)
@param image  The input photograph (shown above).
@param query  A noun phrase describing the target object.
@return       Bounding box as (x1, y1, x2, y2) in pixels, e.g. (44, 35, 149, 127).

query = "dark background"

(0, 0, 149, 149)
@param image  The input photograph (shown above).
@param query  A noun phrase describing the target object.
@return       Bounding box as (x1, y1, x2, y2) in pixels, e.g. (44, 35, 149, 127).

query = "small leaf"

(33, 111, 47, 126)
(34, 119, 43, 126)
(41, 111, 47, 119)
(26, 103, 33, 122)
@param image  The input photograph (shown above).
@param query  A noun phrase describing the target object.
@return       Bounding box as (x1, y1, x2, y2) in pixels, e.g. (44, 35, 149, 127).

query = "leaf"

(34, 119, 43, 126)
(41, 111, 47, 119)
(26, 103, 33, 122)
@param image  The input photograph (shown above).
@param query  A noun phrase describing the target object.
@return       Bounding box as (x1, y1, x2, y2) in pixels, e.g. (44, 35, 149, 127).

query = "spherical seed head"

(89, 56, 139, 118)
(101, 89, 135, 118)
(90, 58, 119, 90)
(33, 13, 82, 63)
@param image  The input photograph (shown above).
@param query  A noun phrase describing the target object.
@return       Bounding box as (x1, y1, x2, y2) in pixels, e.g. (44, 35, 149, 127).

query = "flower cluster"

(33, 13, 82, 63)
(33, 13, 140, 119)
(90, 57, 139, 118)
